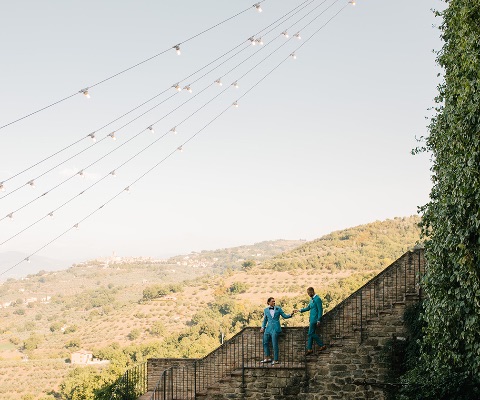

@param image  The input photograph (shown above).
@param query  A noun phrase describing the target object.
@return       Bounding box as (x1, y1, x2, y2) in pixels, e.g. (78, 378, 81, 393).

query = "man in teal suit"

(260, 297, 293, 365)
(294, 287, 327, 355)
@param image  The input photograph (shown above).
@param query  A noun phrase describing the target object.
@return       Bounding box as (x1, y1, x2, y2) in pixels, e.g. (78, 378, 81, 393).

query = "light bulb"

(7, 212, 14, 219)
(48, 212, 54, 218)
(110, 170, 116, 177)
(88, 132, 96, 142)
(215, 78, 223, 86)
(232, 81, 240, 89)
(349, 1, 356, 5)
(27, 180, 35, 188)
(80, 88, 90, 98)
(233, 101, 239, 108)
(282, 31, 289, 38)
(25, 257, 30, 263)
(0, 182, 4, 192)
(170, 127, 177, 134)
(173, 83, 182, 92)
(255, 37, 264, 45)
(177, 145, 183, 152)
(78, 170, 85, 178)
(184, 85, 193, 93)
(294, 32, 301, 40)
(109, 132, 116, 140)
(74, 223, 79, 229)
(290, 52, 297, 59)
(148, 126, 154, 133)
(254, 3, 262, 12)
(248, 37, 256, 46)
(174, 45, 181, 55)
(124, 186, 130, 193)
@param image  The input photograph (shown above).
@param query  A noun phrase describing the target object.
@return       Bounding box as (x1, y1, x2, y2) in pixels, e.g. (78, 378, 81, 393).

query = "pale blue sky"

(0, 0, 443, 273)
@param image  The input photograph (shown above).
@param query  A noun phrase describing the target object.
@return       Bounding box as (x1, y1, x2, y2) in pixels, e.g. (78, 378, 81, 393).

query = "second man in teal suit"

(294, 286, 327, 355)
(260, 297, 293, 365)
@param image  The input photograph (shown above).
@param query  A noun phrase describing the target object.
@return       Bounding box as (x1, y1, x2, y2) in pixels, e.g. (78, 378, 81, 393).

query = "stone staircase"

(136, 247, 425, 400)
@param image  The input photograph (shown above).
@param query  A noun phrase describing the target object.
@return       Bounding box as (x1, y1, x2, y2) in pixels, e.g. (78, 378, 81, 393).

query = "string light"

(108, 132, 116, 140)
(282, 30, 289, 38)
(110, 170, 116, 177)
(48, 212, 54, 218)
(294, 32, 302, 40)
(77, 170, 85, 178)
(25, 257, 30, 263)
(177, 145, 183, 152)
(232, 81, 240, 89)
(254, 3, 262, 12)
(124, 186, 130, 193)
(290, 52, 297, 59)
(80, 88, 90, 98)
(148, 126, 154, 133)
(173, 83, 182, 92)
(7, 212, 14, 220)
(27, 180, 35, 188)
(1, 2, 354, 275)
(2, 0, 320, 200)
(349, 1, 356, 5)
(74, 223, 79, 229)
(170, 127, 177, 134)
(0, 182, 5, 192)
(248, 37, 256, 46)
(0, 1, 265, 133)
(215, 78, 223, 86)
(255, 37, 264, 45)
(183, 85, 193, 93)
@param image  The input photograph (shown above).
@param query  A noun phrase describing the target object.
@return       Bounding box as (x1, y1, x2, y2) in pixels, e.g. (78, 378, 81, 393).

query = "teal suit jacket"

(300, 294, 323, 323)
(261, 306, 292, 333)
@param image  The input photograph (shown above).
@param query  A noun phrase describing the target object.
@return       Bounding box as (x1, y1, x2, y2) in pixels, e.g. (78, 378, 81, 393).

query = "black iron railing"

(150, 327, 307, 399)
(319, 248, 425, 344)
(110, 362, 147, 400)
(124, 248, 426, 399)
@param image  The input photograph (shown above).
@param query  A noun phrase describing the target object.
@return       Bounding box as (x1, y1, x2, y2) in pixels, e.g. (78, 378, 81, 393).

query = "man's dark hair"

(267, 297, 274, 303)
(307, 287, 314, 292)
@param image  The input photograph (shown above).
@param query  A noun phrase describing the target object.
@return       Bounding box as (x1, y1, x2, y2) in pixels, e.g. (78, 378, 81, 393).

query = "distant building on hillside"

(71, 349, 110, 366)
(71, 350, 93, 364)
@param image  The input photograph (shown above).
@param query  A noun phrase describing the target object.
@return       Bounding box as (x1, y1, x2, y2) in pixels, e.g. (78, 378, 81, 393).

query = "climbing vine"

(406, 0, 480, 397)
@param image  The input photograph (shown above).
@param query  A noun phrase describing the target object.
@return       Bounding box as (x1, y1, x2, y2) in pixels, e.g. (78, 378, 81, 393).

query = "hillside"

(0, 217, 421, 400)
(263, 216, 421, 271)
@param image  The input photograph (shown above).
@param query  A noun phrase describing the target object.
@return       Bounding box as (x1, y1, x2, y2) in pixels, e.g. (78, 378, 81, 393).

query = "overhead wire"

(1, 0, 321, 212)
(1, 0, 335, 235)
(0, 0, 314, 193)
(0, 0, 354, 276)
(0, 1, 267, 132)
(1, 0, 338, 228)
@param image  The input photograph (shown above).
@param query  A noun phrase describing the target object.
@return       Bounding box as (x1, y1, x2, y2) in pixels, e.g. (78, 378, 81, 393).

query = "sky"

(0, 0, 444, 276)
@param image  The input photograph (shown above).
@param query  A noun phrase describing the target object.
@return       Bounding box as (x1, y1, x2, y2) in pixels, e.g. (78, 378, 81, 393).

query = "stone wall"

(142, 248, 425, 400)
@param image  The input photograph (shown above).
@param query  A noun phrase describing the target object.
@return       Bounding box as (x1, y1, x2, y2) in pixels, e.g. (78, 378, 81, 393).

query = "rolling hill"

(0, 216, 421, 400)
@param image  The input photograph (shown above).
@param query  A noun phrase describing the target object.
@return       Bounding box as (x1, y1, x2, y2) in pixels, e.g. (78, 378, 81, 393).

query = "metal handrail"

(110, 362, 147, 400)
(150, 327, 307, 399)
(143, 248, 426, 399)
(319, 248, 425, 344)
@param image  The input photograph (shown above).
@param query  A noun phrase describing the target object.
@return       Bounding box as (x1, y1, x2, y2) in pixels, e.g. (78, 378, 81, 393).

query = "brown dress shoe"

(305, 349, 314, 356)
(318, 345, 327, 352)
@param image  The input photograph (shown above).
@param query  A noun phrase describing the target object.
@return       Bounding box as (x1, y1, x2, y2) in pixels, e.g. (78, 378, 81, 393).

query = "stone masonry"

(141, 248, 425, 400)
